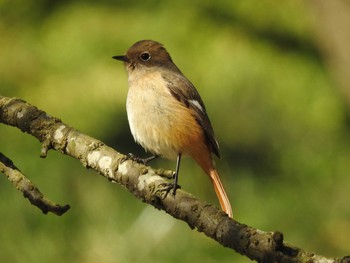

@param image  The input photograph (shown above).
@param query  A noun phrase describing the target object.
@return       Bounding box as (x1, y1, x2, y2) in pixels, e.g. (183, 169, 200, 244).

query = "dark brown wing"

(162, 71, 220, 158)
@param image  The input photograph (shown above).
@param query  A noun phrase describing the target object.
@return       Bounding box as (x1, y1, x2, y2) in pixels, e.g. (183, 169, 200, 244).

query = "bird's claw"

(160, 182, 181, 198)
(122, 153, 157, 165)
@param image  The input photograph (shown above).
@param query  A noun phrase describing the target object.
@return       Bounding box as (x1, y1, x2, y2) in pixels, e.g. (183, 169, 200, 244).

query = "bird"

(113, 40, 233, 218)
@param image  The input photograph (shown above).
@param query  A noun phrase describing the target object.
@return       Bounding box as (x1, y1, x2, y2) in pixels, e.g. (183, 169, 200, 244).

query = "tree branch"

(0, 96, 349, 263)
(0, 152, 70, 215)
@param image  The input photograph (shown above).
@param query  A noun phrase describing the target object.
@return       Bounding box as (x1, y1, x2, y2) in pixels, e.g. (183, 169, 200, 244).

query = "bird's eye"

(140, 52, 151, 61)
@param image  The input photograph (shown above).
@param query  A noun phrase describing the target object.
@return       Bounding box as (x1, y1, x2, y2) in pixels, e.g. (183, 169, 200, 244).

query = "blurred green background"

(1, 0, 350, 262)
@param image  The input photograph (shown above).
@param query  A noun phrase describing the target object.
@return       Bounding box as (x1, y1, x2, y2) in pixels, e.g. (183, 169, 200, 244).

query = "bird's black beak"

(112, 55, 128, 62)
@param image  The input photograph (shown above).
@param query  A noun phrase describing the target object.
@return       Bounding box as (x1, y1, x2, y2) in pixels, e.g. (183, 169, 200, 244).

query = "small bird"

(113, 40, 233, 218)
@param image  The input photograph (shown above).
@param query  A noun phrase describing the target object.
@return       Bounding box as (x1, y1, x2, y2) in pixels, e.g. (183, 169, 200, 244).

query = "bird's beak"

(112, 55, 128, 62)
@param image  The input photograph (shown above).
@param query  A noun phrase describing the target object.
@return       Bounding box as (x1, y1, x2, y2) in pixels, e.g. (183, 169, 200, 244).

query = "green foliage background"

(1, 1, 349, 262)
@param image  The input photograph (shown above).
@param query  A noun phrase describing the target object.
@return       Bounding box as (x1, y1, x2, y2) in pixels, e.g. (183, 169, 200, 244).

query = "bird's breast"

(126, 71, 202, 159)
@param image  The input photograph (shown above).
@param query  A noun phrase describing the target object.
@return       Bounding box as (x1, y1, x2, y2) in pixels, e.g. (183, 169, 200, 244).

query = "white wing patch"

(189, 99, 204, 113)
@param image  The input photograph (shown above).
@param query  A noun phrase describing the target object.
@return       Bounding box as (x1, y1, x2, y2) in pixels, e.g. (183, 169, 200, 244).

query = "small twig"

(0, 152, 70, 215)
(153, 168, 175, 179)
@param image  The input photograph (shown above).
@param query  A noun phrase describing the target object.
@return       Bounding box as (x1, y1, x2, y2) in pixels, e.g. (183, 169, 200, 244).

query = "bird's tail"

(209, 169, 233, 218)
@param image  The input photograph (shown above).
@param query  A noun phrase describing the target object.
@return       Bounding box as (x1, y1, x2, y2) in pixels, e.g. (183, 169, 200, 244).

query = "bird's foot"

(124, 153, 158, 165)
(161, 182, 181, 198)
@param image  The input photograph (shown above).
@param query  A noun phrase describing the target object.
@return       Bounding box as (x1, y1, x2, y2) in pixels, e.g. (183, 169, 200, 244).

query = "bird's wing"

(162, 71, 220, 158)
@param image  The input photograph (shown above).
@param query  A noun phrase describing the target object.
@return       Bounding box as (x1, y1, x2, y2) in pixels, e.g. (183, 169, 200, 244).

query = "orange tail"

(209, 169, 233, 218)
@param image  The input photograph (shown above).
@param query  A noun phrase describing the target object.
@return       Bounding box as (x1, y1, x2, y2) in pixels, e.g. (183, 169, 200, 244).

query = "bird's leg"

(172, 153, 182, 195)
(160, 153, 182, 198)
(126, 153, 159, 165)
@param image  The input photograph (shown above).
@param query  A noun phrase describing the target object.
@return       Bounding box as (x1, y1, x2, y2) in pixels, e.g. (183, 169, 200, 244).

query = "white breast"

(126, 70, 179, 159)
